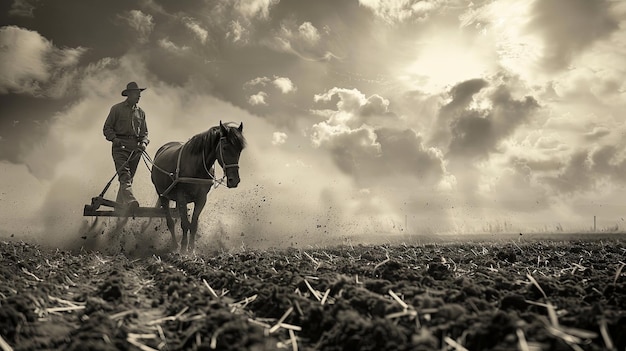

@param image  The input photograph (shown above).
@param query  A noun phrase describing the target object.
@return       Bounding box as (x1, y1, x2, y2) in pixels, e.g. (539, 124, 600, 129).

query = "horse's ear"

(219, 120, 227, 135)
(238, 122, 243, 132)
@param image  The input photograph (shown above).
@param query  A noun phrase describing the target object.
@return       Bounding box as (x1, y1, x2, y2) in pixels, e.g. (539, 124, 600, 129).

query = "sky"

(1, 0, 626, 248)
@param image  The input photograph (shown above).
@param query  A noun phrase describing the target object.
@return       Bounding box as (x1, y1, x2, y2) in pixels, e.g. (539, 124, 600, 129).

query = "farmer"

(103, 81, 149, 208)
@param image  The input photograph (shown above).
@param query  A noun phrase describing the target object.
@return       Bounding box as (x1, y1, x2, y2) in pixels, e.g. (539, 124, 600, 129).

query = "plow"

(81, 149, 185, 219)
(83, 195, 180, 218)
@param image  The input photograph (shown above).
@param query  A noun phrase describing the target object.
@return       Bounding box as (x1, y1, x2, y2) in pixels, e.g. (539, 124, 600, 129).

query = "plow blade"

(83, 197, 180, 218)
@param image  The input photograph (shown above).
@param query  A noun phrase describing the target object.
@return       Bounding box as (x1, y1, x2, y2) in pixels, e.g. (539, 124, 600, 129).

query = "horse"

(151, 121, 245, 252)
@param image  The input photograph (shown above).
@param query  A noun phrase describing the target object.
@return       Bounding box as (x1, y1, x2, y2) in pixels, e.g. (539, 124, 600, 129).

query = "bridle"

(201, 136, 239, 185)
(217, 136, 240, 171)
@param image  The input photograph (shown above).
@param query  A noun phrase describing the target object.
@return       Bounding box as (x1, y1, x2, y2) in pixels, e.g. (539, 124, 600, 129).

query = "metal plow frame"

(83, 196, 180, 218)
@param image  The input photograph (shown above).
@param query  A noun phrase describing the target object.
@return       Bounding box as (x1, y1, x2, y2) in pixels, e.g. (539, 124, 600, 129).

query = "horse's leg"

(188, 194, 207, 252)
(176, 192, 191, 252)
(159, 196, 177, 250)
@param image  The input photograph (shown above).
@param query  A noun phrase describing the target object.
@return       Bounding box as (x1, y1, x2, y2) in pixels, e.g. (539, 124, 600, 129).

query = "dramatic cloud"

(313, 88, 392, 128)
(0, 26, 86, 96)
(311, 87, 444, 187)
(431, 78, 539, 161)
(450, 86, 539, 159)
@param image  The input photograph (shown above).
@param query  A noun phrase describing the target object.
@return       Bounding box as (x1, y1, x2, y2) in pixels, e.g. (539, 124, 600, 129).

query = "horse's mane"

(186, 122, 246, 155)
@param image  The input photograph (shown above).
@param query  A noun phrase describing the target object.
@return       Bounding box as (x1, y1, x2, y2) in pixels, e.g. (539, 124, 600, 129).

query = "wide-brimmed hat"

(121, 82, 146, 96)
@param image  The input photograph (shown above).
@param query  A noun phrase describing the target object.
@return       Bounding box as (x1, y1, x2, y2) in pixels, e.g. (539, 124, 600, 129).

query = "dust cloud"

(2, 83, 411, 253)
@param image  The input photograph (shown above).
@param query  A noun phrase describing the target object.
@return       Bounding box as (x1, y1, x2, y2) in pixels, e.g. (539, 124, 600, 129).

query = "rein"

(142, 136, 236, 197)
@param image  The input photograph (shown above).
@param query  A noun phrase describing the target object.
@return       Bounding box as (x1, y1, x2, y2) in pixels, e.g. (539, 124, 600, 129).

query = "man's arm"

(138, 108, 149, 146)
(103, 105, 118, 141)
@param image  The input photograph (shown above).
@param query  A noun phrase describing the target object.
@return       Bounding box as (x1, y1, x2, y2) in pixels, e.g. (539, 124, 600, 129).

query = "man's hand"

(138, 142, 147, 151)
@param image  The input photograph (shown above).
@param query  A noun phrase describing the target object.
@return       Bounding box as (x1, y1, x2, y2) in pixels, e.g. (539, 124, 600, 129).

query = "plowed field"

(1, 235, 625, 350)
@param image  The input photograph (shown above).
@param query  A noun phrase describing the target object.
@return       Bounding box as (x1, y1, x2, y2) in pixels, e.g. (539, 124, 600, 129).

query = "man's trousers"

(111, 144, 141, 204)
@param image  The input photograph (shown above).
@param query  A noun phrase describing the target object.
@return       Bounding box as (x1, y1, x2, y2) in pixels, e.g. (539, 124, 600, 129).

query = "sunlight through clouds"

(460, 0, 544, 82)
(400, 32, 494, 93)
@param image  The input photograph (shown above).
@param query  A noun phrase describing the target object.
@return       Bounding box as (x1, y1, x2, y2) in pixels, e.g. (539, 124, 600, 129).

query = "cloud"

(234, 0, 280, 20)
(245, 76, 271, 88)
(248, 91, 268, 105)
(272, 76, 296, 93)
(217, 0, 279, 43)
(584, 127, 611, 141)
(272, 131, 288, 145)
(311, 121, 446, 187)
(9, 0, 36, 17)
(311, 87, 445, 187)
(358, 0, 443, 23)
(311, 123, 381, 171)
(539, 143, 626, 196)
(227, 20, 247, 43)
(527, 0, 619, 72)
(0, 26, 51, 94)
(540, 150, 595, 194)
(429, 78, 489, 146)
(458, 0, 543, 81)
(374, 127, 445, 181)
(267, 20, 338, 61)
(183, 17, 209, 44)
(431, 79, 539, 160)
(158, 38, 190, 54)
(298, 22, 320, 44)
(0, 26, 86, 96)
(119, 10, 154, 44)
(245, 76, 295, 94)
(361, 94, 390, 116)
(312, 87, 392, 128)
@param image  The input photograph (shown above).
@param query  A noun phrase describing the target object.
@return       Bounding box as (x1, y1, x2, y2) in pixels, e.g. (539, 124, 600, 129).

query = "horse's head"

(217, 121, 246, 188)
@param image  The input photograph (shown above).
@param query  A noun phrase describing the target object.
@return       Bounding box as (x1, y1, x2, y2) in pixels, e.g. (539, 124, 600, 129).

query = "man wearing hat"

(103, 82, 149, 208)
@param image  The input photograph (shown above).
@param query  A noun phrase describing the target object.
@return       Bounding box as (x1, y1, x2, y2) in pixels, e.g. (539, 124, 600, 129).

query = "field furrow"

(1, 237, 626, 350)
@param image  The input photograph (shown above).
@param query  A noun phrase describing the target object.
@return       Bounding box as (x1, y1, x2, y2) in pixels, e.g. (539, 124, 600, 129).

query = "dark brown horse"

(151, 121, 245, 252)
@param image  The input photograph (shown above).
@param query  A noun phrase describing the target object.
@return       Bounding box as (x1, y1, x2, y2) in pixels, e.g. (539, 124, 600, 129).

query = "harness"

(144, 136, 239, 197)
